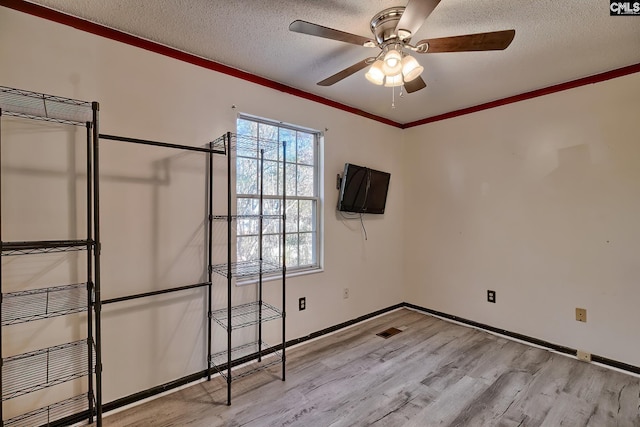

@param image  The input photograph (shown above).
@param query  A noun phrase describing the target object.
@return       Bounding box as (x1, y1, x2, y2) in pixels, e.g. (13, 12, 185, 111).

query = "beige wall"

(404, 72, 640, 367)
(0, 8, 405, 410)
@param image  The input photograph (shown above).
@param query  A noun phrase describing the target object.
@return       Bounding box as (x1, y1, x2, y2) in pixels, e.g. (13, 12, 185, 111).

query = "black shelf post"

(86, 121, 95, 424)
(281, 140, 287, 382)
(226, 131, 233, 406)
(0, 107, 4, 427)
(207, 140, 214, 382)
(258, 149, 264, 362)
(92, 101, 103, 426)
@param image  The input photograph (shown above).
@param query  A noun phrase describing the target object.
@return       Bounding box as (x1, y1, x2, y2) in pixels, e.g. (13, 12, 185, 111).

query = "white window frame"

(236, 115, 323, 281)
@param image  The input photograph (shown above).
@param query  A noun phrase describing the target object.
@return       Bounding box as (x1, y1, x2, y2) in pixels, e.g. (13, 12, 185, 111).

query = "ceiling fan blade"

(419, 29, 516, 53)
(404, 76, 427, 93)
(290, 20, 375, 47)
(317, 58, 375, 86)
(395, 0, 441, 40)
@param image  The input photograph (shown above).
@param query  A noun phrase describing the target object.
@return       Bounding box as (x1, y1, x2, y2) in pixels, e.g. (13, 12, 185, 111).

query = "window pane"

(236, 158, 257, 194)
(263, 199, 282, 234)
(238, 119, 257, 137)
(237, 198, 259, 216)
(263, 218, 281, 235)
(238, 217, 258, 235)
(285, 234, 299, 267)
(280, 128, 297, 163)
(299, 233, 314, 266)
(262, 160, 280, 196)
(263, 234, 281, 265)
(237, 119, 258, 158)
(297, 132, 314, 165)
(237, 236, 258, 262)
(263, 199, 281, 216)
(262, 141, 280, 161)
(286, 200, 298, 233)
(285, 163, 296, 196)
(299, 200, 314, 232)
(237, 143, 257, 159)
(259, 123, 278, 143)
(297, 165, 314, 197)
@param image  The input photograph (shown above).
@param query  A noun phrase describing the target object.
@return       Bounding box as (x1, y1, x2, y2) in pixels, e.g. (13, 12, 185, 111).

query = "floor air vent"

(376, 327, 402, 339)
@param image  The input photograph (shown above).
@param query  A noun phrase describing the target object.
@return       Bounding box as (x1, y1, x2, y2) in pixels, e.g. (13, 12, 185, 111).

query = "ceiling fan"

(289, 0, 515, 94)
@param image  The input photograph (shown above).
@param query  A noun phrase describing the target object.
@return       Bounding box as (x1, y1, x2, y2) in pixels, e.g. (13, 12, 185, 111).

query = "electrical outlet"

(343, 288, 349, 299)
(577, 350, 592, 362)
(487, 290, 496, 303)
(299, 297, 306, 311)
(576, 308, 587, 322)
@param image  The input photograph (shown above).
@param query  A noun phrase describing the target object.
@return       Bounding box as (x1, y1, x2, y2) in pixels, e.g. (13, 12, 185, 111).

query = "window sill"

(236, 266, 323, 286)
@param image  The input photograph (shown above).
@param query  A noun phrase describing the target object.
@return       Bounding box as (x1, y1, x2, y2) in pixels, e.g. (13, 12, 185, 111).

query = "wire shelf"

(209, 341, 283, 381)
(210, 260, 282, 278)
(210, 301, 282, 331)
(0, 86, 93, 126)
(4, 393, 93, 427)
(2, 339, 94, 401)
(1, 239, 92, 256)
(2, 283, 91, 326)
(210, 132, 282, 155)
(211, 214, 284, 221)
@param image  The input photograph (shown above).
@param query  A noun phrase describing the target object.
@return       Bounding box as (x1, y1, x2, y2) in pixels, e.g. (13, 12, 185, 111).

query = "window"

(236, 116, 321, 274)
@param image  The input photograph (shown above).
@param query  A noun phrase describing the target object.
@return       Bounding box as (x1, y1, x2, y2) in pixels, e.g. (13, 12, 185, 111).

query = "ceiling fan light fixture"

(365, 60, 385, 85)
(382, 49, 402, 75)
(384, 73, 404, 87)
(401, 55, 424, 82)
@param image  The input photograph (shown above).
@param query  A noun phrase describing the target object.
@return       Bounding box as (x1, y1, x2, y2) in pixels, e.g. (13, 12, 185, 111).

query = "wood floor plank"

(95, 309, 640, 426)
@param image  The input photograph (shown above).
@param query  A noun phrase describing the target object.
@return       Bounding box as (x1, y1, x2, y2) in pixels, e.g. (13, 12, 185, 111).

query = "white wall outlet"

(577, 350, 592, 362)
(343, 288, 349, 299)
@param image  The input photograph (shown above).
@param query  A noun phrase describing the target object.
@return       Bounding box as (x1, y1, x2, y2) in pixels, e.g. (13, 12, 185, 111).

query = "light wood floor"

(98, 309, 640, 426)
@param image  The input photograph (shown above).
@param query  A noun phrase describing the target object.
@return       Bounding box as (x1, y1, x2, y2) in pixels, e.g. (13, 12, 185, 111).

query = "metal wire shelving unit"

(1, 240, 92, 256)
(209, 132, 286, 405)
(2, 283, 90, 325)
(210, 301, 282, 330)
(3, 394, 93, 427)
(0, 86, 102, 427)
(209, 341, 283, 381)
(209, 260, 282, 278)
(2, 339, 95, 400)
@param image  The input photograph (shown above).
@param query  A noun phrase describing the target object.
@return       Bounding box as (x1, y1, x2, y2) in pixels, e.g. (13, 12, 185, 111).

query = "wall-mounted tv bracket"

(336, 174, 342, 190)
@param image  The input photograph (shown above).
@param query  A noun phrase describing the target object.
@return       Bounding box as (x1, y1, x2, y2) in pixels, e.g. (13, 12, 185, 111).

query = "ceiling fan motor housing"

(370, 7, 406, 45)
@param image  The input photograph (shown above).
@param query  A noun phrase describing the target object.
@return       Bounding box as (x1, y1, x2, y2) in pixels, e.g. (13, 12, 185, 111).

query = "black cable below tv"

(338, 163, 391, 214)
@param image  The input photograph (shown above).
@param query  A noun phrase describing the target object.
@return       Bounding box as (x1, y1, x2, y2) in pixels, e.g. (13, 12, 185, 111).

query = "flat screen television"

(338, 163, 391, 214)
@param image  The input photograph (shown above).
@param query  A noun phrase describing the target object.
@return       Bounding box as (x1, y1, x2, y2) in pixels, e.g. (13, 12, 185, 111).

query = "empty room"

(1, 1, 640, 426)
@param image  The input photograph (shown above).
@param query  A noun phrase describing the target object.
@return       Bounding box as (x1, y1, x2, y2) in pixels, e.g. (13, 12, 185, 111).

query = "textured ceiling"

(22, 0, 640, 124)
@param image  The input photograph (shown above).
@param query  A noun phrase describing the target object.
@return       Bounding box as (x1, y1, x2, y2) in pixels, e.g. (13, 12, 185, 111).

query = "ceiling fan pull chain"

(392, 85, 396, 109)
